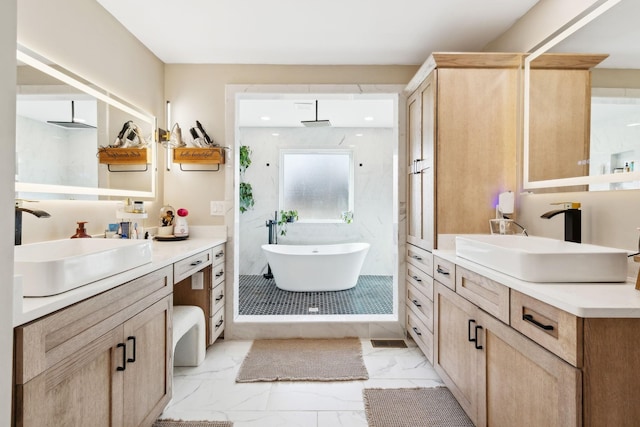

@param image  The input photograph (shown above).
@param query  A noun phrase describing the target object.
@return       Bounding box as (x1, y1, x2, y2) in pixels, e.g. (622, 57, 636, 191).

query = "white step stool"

(172, 305, 206, 367)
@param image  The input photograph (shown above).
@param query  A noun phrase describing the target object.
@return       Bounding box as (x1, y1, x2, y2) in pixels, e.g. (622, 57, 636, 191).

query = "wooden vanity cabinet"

(435, 281, 581, 427)
(13, 266, 173, 427)
(406, 53, 519, 251)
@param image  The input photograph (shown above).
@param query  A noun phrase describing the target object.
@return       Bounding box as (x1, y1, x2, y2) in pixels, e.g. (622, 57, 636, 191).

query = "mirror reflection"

(525, 0, 640, 192)
(15, 46, 156, 200)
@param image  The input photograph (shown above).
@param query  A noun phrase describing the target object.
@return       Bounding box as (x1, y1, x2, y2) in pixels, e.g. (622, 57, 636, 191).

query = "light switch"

(210, 201, 225, 216)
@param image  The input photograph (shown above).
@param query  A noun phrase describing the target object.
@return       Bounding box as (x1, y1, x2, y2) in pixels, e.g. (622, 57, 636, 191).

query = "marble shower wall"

(238, 126, 394, 276)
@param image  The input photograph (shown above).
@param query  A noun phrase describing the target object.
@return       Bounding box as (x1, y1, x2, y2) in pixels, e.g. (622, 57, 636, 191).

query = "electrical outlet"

(210, 201, 225, 216)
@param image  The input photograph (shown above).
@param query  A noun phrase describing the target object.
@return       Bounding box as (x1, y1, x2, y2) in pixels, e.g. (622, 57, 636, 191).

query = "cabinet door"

(436, 67, 517, 235)
(434, 282, 482, 425)
(16, 327, 124, 427)
(122, 296, 172, 427)
(407, 73, 436, 250)
(479, 310, 581, 427)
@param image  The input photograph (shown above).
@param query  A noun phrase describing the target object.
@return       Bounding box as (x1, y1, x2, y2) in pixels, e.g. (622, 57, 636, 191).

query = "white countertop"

(14, 237, 226, 327)
(434, 249, 640, 318)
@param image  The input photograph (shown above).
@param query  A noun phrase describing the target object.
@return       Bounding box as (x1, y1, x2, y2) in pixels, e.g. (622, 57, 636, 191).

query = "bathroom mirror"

(523, 0, 640, 191)
(15, 45, 157, 200)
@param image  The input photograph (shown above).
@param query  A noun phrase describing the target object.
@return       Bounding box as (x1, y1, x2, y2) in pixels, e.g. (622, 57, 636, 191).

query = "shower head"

(301, 100, 331, 127)
(47, 100, 96, 129)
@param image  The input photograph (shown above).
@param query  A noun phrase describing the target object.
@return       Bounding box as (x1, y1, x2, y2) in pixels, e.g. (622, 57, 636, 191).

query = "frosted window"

(281, 150, 353, 221)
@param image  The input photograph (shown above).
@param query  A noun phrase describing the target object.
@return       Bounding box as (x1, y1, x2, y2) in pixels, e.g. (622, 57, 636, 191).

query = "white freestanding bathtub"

(261, 243, 370, 292)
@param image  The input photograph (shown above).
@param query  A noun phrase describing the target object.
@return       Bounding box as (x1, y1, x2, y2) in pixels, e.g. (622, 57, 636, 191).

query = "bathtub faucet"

(264, 211, 278, 279)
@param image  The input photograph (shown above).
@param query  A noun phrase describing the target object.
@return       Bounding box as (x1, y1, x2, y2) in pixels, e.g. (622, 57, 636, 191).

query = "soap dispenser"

(71, 221, 92, 238)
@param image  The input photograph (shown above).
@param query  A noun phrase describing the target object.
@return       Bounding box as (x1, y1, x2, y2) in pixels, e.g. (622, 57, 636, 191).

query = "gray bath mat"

(363, 387, 474, 427)
(236, 338, 369, 382)
(153, 420, 232, 427)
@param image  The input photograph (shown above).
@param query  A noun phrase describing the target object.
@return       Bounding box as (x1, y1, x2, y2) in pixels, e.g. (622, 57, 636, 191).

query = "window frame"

(279, 148, 355, 223)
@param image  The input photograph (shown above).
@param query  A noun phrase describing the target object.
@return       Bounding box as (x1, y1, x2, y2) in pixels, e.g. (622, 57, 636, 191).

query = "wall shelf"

(173, 147, 225, 171)
(98, 147, 150, 172)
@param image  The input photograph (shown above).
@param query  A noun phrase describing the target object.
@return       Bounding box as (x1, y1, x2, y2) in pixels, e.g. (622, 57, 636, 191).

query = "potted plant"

(277, 209, 298, 235)
(341, 210, 354, 224)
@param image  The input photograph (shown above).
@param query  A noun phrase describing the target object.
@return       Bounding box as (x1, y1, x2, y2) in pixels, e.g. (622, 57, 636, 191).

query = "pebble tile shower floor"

(239, 275, 393, 315)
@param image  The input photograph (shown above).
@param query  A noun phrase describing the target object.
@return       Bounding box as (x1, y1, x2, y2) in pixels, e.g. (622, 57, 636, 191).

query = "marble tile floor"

(161, 338, 444, 427)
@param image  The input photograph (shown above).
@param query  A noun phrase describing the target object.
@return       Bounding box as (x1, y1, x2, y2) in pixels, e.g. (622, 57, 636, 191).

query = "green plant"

(239, 145, 252, 176)
(277, 209, 298, 235)
(239, 182, 254, 213)
(341, 210, 354, 224)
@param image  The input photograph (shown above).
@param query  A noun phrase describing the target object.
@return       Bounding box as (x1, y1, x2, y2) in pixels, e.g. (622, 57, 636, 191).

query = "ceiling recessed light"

(627, 123, 640, 127)
(271, 133, 280, 136)
(355, 133, 363, 137)
(364, 116, 374, 121)
(260, 116, 270, 121)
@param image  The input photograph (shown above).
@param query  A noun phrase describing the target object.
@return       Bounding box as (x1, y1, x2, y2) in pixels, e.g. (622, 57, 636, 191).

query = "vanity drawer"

(407, 284, 433, 331)
(212, 244, 225, 266)
(456, 266, 510, 324)
(407, 311, 433, 364)
(210, 282, 225, 315)
(406, 244, 433, 275)
(174, 250, 213, 283)
(510, 290, 583, 367)
(209, 307, 225, 345)
(212, 262, 225, 286)
(433, 256, 455, 290)
(406, 264, 434, 300)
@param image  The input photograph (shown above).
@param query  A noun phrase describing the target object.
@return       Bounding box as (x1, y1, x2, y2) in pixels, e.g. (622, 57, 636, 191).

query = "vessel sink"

(15, 239, 153, 297)
(455, 235, 628, 283)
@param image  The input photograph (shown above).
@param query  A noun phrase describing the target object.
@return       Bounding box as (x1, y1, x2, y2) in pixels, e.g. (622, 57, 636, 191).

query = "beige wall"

(1, 0, 17, 424)
(485, 0, 605, 52)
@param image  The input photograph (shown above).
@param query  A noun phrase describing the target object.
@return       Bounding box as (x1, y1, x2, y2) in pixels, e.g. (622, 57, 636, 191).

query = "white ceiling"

(95, 0, 539, 65)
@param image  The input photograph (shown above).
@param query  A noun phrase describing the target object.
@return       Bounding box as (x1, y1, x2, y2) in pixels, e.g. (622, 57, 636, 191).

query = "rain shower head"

(301, 100, 331, 127)
(47, 100, 96, 129)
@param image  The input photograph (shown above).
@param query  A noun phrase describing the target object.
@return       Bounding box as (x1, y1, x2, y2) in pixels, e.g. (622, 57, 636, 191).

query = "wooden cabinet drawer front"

(209, 308, 225, 345)
(433, 256, 455, 290)
(510, 290, 582, 367)
(212, 263, 225, 286)
(407, 311, 434, 363)
(212, 244, 225, 267)
(407, 284, 434, 331)
(15, 266, 173, 385)
(456, 266, 510, 324)
(406, 244, 433, 274)
(210, 282, 225, 315)
(406, 264, 434, 300)
(174, 250, 213, 283)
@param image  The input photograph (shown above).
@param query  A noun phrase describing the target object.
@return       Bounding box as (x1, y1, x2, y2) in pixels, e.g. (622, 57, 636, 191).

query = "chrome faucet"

(540, 202, 581, 243)
(15, 202, 51, 245)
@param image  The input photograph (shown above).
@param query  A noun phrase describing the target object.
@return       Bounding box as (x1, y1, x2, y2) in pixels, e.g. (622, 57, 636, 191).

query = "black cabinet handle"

(215, 270, 224, 278)
(468, 319, 476, 342)
(190, 259, 203, 266)
(411, 255, 423, 261)
(412, 326, 422, 336)
(411, 275, 422, 283)
(436, 267, 450, 276)
(523, 314, 555, 331)
(116, 343, 127, 371)
(215, 251, 224, 258)
(215, 319, 224, 329)
(412, 299, 422, 308)
(127, 336, 136, 363)
(215, 294, 224, 302)
(474, 325, 484, 349)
